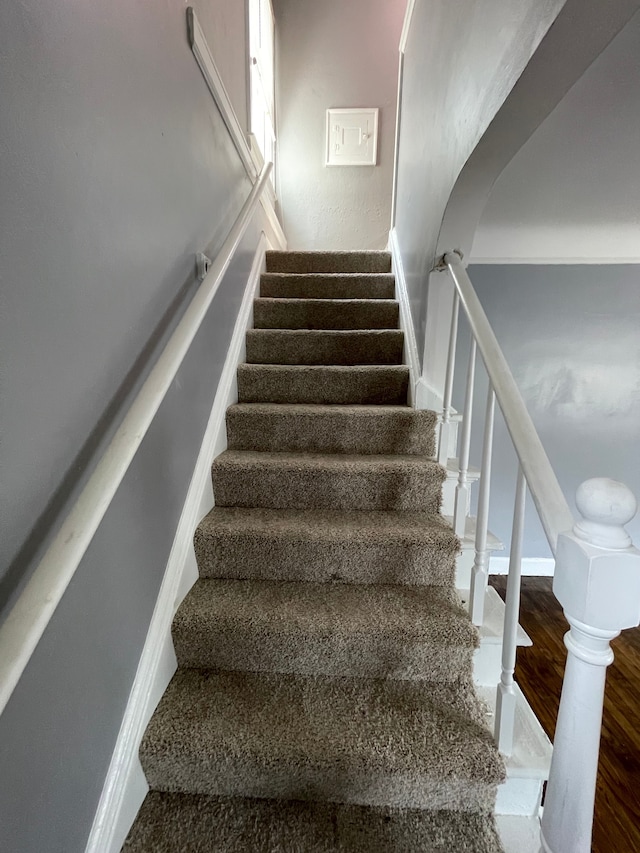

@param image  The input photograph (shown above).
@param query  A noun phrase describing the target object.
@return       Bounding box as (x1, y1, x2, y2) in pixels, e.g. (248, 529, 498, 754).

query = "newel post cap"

(554, 479, 640, 631)
(574, 477, 637, 549)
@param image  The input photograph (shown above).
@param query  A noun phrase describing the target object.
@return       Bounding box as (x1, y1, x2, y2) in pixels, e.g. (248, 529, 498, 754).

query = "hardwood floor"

(490, 576, 640, 853)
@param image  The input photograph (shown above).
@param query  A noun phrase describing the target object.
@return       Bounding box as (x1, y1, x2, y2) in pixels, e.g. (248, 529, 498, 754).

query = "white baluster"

(437, 288, 460, 466)
(469, 383, 495, 625)
(453, 337, 476, 536)
(540, 478, 640, 853)
(495, 465, 526, 755)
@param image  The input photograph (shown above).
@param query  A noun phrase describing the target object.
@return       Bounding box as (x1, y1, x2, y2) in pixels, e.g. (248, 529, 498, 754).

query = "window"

(248, 0, 276, 175)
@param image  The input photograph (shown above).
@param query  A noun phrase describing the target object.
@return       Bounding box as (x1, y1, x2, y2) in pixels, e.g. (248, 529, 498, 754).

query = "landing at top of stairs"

(266, 249, 391, 273)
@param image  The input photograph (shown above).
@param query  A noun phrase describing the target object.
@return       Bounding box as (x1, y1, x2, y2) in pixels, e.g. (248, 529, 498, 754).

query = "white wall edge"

(389, 228, 420, 407)
(469, 257, 640, 265)
(399, 0, 417, 54)
(187, 7, 257, 180)
(85, 232, 269, 853)
(490, 556, 556, 577)
(261, 193, 287, 250)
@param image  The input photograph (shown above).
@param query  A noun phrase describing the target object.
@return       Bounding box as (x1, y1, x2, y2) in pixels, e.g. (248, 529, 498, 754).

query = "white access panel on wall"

(326, 108, 379, 166)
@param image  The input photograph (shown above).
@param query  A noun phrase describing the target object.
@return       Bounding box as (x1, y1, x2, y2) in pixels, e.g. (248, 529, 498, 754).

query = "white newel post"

(540, 478, 640, 853)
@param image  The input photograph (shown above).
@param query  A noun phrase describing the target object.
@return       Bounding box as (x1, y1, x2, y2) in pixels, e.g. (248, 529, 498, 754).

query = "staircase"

(123, 250, 506, 851)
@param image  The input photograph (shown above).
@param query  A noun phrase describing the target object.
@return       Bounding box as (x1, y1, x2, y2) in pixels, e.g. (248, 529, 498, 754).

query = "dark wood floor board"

(490, 576, 640, 853)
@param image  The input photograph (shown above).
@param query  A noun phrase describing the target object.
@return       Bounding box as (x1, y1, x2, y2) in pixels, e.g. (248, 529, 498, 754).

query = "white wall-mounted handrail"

(0, 163, 273, 717)
(444, 252, 573, 553)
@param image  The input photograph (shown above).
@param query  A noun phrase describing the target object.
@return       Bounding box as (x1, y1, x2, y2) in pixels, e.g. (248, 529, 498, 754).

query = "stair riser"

(142, 764, 497, 813)
(246, 330, 404, 365)
(266, 251, 391, 274)
(140, 670, 505, 819)
(226, 407, 436, 456)
(253, 298, 399, 330)
(260, 273, 395, 300)
(123, 792, 506, 853)
(211, 465, 444, 512)
(194, 531, 457, 587)
(237, 365, 409, 405)
(173, 623, 474, 682)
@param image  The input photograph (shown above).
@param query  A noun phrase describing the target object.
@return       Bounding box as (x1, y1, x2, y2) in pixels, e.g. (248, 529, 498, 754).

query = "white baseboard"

(490, 556, 555, 577)
(85, 234, 268, 853)
(388, 228, 420, 407)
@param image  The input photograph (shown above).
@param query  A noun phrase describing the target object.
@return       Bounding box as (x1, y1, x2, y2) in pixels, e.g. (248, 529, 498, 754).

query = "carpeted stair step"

(237, 364, 409, 405)
(266, 250, 391, 274)
(123, 791, 505, 853)
(139, 669, 505, 810)
(253, 297, 399, 330)
(226, 404, 436, 455)
(172, 579, 477, 681)
(194, 507, 459, 586)
(246, 329, 404, 365)
(212, 451, 445, 512)
(260, 272, 396, 300)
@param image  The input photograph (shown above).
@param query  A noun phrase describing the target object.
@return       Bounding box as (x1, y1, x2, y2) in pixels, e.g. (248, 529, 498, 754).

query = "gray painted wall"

(0, 2, 267, 850)
(453, 265, 640, 558)
(471, 9, 640, 262)
(273, 0, 405, 250)
(196, 0, 250, 134)
(393, 0, 564, 366)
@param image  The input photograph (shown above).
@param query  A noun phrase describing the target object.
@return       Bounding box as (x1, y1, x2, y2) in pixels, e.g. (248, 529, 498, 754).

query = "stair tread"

(229, 402, 418, 413)
(245, 329, 404, 365)
(214, 449, 444, 472)
(255, 297, 398, 305)
(237, 363, 409, 405)
(254, 297, 399, 330)
(266, 250, 392, 274)
(226, 403, 436, 455)
(140, 669, 505, 808)
(177, 578, 475, 640)
(198, 505, 457, 540)
(123, 791, 505, 853)
(173, 579, 477, 680)
(260, 272, 396, 300)
(194, 506, 459, 587)
(212, 450, 445, 512)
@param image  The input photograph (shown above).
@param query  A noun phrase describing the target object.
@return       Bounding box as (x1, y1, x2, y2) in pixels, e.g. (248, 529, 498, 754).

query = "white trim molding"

(390, 0, 416, 228)
(490, 556, 556, 577)
(85, 235, 270, 853)
(389, 228, 420, 407)
(389, 228, 449, 417)
(186, 9, 285, 251)
(187, 7, 256, 179)
(399, 0, 417, 54)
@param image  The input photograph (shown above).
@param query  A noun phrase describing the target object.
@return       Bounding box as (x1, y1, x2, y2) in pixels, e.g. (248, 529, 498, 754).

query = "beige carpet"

(123, 250, 505, 852)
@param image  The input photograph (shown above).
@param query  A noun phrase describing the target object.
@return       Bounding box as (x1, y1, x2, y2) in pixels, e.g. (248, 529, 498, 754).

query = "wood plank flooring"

(490, 576, 640, 853)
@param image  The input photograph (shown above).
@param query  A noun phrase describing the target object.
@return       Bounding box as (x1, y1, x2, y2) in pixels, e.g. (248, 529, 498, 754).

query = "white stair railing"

(441, 252, 639, 853)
